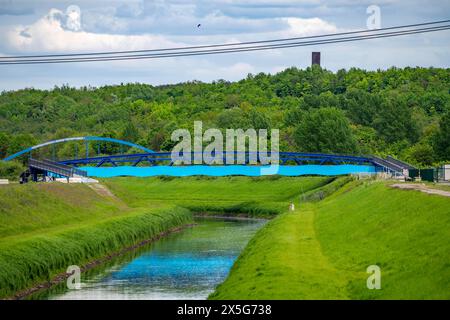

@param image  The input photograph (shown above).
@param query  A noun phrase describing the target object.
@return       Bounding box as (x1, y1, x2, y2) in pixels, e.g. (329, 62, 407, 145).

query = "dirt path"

(87, 183, 128, 209)
(390, 183, 450, 198)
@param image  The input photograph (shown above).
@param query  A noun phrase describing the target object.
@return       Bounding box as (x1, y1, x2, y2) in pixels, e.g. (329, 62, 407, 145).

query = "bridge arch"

(3, 136, 154, 161)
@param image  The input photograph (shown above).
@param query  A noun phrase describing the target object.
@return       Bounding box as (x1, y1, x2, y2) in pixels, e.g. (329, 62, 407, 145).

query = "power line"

(1, 19, 449, 60)
(2, 25, 449, 64)
(2, 25, 447, 63)
(0, 22, 449, 65)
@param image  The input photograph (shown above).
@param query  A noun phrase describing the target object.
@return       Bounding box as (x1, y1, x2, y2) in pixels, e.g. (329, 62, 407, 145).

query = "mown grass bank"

(103, 176, 333, 217)
(0, 183, 192, 299)
(210, 180, 450, 299)
(0, 183, 126, 238)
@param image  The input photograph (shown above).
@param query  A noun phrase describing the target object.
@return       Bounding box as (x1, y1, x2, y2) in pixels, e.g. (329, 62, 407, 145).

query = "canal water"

(34, 217, 266, 300)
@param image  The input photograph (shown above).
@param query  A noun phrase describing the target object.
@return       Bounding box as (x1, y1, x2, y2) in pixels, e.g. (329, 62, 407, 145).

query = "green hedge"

(301, 176, 354, 202)
(0, 161, 24, 181)
(178, 200, 286, 218)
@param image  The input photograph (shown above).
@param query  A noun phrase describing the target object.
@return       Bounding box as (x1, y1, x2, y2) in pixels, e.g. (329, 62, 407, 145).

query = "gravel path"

(390, 183, 450, 198)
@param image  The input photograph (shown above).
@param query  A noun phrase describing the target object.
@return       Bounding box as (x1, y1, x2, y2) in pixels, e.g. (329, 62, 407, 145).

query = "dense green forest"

(0, 66, 449, 169)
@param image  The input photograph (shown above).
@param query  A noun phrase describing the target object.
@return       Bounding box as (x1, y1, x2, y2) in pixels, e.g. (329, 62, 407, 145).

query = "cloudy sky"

(0, 0, 449, 90)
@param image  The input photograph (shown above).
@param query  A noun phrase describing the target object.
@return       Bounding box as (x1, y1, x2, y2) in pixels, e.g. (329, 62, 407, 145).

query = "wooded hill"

(0, 66, 448, 168)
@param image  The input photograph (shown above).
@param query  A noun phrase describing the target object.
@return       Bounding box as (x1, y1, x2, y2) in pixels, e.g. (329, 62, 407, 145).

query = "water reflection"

(35, 217, 265, 300)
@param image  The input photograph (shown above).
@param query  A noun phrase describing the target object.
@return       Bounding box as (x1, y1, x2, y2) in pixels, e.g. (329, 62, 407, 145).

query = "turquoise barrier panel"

(80, 165, 376, 178)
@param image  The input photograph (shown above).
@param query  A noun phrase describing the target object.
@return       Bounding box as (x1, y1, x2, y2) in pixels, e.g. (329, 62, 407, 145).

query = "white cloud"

(2, 7, 340, 54)
(281, 17, 338, 37)
(4, 8, 181, 53)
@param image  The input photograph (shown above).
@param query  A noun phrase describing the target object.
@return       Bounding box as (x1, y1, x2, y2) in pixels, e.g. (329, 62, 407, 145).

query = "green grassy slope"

(0, 206, 191, 298)
(0, 184, 125, 238)
(210, 205, 349, 299)
(315, 181, 450, 299)
(104, 176, 332, 217)
(1, 176, 329, 239)
(0, 176, 329, 298)
(211, 181, 450, 299)
(0, 183, 192, 298)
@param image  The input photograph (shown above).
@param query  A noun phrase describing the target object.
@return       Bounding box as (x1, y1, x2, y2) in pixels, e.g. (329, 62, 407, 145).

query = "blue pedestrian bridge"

(2, 136, 414, 179)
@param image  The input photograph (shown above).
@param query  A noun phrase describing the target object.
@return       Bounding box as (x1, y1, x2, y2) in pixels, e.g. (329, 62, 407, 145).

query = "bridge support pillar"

(31, 170, 38, 182)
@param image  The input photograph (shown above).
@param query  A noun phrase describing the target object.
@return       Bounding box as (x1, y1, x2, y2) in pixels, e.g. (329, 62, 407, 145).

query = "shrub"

(0, 161, 25, 180)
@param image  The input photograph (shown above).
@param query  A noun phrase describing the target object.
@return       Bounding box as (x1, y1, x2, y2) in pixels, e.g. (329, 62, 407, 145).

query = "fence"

(409, 166, 450, 183)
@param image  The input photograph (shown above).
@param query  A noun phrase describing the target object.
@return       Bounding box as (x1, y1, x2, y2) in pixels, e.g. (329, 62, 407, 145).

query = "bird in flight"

(197, 24, 201, 28)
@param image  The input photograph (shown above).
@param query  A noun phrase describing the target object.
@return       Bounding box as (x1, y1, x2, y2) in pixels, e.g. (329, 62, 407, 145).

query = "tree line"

(0, 66, 448, 169)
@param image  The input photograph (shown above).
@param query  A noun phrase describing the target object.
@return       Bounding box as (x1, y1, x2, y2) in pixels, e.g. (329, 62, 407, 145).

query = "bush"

(404, 143, 435, 167)
(294, 108, 358, 154)
(0, 161, 24, 180)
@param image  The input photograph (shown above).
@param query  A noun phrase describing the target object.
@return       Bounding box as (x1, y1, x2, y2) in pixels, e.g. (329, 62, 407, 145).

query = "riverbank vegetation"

(0, 67, 448, 168)
(0, 176, 329, 298)
(1, 176, 449, 299)
(0, 183, 192, 299)
(103, 176, 333, 217)
(210, 180, 450, 299)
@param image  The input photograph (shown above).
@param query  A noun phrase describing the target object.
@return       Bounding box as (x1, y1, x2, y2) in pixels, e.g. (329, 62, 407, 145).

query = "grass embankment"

(0, 176, 333, 298)
(211, 180, 450, 299)
(0, 183, 192, 299)
(104, 176, 333, 217)
(0, 183, 126, 238)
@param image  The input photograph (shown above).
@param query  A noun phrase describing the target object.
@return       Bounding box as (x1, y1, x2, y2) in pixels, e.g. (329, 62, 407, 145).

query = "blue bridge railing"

(57, 151, 402, 173)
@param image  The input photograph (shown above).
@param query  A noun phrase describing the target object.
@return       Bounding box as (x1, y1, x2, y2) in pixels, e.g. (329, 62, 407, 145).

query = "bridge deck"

(56, 151, 408, 176)
(59, 151, 375, 166)
(29, 159, 87, 178)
